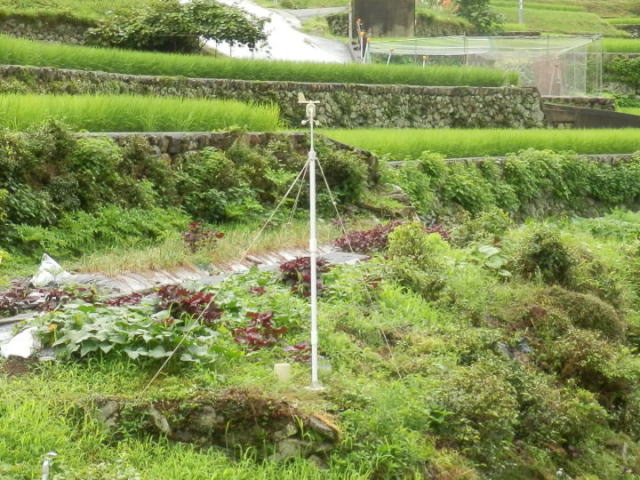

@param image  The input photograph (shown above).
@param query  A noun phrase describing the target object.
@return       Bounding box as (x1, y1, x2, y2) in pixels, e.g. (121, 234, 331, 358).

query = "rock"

(148, 406, 172, 435)
(273, 422, 298, 441)
(190, 406, 224, 431)
(306, 414, 340, 441)
(98, 400, 120, 428)
(275, 438, 312, 460)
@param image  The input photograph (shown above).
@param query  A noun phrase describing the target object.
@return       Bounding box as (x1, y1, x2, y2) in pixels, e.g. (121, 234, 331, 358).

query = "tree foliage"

(87, 0, 267, 53)
(455, 0, 503, 33)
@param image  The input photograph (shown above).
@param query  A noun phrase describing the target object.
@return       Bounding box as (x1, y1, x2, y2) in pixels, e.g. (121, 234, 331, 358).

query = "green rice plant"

(603, 38, 640, 53)
(0, 0, 151, 21)
(607, 17, 640, 25)
(0, 35, 517, 87)
(323, 128, 640, 158)
(495, 6, 626, 36)
(0, 94, 281, 132)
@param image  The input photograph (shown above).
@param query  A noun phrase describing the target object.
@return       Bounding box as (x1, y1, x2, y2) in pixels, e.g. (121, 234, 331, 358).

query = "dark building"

(352, 0, 415, 37)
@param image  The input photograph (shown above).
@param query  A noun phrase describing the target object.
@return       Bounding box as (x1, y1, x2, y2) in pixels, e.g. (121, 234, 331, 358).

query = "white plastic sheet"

(31, 254, 71, 288)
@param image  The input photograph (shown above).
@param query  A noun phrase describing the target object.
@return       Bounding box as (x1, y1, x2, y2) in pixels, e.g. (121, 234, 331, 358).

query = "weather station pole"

(518, 0, 525, 25)
(299, 94, 324, 391)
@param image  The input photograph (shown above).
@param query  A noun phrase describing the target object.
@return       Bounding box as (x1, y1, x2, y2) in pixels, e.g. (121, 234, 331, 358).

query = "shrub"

(539, 328, 640, 410)
(539, 287, 626, 341)
(387, 223, 449, 299)
(87, 0, 266, 53)
(452, 207, 512, 245)
(14, 206, 188, 259)
(514, 227, 574, 285)
(605, 56, 640, 94)
(456, 0, 503, 33)
(431, 359, 519, 462)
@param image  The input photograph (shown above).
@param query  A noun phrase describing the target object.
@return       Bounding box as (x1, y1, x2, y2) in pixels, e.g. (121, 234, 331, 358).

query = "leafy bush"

(157, 284, 223, 325)
(514, 227, 574, 285)
(182, 222, 224, 253)
(431, 359, 518, 462)
(539, 286, 626, 341)
(387, 223, 449, 299)
(87, 0, 266, 53)
(456, 0, 503, 33)
(605, 55, 640, 93)
(14, 206, 189, 258)
(234, 312, 288, 351)
(39, 301, 227, 363)
(280, 257, 330, 296)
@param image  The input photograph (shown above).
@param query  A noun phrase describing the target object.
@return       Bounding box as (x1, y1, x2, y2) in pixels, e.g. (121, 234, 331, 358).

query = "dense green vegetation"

(0, 123, 372, 272)
(324, 128, 640, 158)
(604, 38, 640, 53)
(5, 207, 640, 478)
(0, 36, 517, 87)
(386, 149, 640, 218)
(87, 0, 266, 54)
(0, 94, 281, 132)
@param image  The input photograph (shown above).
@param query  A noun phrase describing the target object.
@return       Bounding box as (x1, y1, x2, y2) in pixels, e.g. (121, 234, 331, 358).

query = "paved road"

(213, 0, 352, 62)
(280, 6, 347, 21)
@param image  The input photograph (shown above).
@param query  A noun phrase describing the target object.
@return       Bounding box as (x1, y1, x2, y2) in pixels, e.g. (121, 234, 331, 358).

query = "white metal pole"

(302, 100, 323, 391)
(518, 0, 525, 25)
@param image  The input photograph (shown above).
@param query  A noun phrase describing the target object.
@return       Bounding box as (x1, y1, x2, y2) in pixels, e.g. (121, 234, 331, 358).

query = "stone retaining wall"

(0, 15, 92, 44)
(0, 64, 546, 129)
(543, 96, 616, 112)
(78, 131, 380, 182)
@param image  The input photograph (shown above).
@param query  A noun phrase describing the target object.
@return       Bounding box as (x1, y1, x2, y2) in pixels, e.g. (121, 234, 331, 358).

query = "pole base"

(305, 382, 326, 392)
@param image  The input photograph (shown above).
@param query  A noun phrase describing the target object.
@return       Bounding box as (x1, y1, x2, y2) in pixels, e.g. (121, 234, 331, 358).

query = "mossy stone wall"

(0, 65, 546, 129)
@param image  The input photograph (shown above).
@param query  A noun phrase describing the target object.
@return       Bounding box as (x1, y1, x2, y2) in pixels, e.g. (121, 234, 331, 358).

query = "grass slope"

(0, 94, 281, 132)
(323, 128, 640, 158)
(0, 35, 517, 87)
(0, 0, 147, 21)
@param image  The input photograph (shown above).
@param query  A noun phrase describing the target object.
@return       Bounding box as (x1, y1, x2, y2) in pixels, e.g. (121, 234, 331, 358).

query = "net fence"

(366, 35, 603, 96)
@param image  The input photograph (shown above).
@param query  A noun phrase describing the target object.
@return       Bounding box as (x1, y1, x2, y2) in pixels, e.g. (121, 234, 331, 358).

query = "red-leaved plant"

(0, 282, 96, 315)
(157, 285, 222, 324)
(183, 222, 224, 253)
(284, 341, 311, 362)
(335, 222, 451, 254)
(279, 257, 330, 296)
(234, 312, 288, 350)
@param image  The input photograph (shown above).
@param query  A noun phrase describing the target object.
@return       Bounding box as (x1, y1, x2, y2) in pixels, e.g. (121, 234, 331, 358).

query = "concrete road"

(213, 0, 352, 63)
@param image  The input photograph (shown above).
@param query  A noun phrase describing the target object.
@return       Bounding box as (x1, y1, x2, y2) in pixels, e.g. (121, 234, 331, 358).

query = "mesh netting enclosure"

(366, 36, 603, 96)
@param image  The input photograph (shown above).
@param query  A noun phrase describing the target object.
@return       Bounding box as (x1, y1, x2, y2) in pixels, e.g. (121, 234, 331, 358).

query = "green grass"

(0, 94, 281, 132)
(603, 38, 640, 53)
(607, 17, 640, 24)
(0, 35, 517, 88)
(322, 128, 640, 158)
(620, 107, 640, 116)
(0, 0, 147, 21)
(496, 5, 626, 36)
